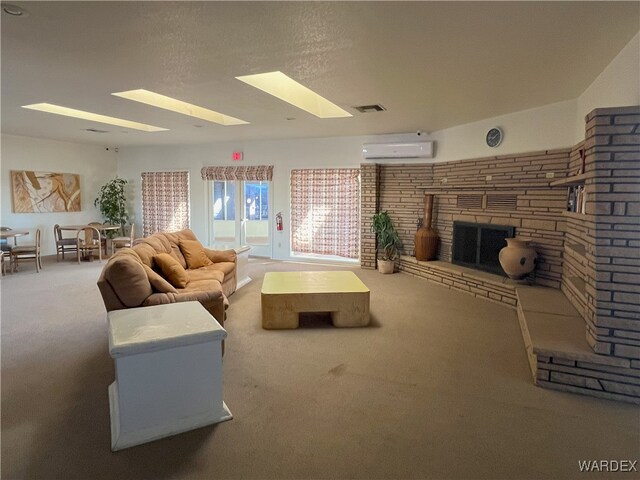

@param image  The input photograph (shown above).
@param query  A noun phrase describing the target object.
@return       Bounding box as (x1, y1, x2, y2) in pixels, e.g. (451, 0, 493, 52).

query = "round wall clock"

(486, 127, 503, 148)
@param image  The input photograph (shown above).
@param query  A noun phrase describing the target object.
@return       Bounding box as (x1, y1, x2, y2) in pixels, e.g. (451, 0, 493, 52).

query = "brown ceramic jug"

(415, 194, 438, 261)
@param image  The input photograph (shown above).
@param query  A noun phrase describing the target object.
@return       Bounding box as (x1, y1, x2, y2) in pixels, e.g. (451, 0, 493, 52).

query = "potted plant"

(94, 177, 129, 238)
(372, 211, 402, 274)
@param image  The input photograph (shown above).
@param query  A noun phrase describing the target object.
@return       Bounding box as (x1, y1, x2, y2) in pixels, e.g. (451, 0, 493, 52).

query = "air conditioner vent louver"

(362, 141, 433, 159)
(354, 104, 386, 113)
(85, 128, 109, 133)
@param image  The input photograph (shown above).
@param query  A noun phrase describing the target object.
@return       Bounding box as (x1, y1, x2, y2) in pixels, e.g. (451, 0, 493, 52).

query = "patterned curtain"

(141, 171, 190, 237)
(290, 169, 360, 259)
(201, 165, 273, 181)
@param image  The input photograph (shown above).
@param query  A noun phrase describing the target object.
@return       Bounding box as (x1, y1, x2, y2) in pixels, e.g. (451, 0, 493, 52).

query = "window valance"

(201, 165, 273, 181)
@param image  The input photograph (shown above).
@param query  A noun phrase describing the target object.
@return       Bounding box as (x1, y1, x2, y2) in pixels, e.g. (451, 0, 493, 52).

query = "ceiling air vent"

(353, 104, 386, 113)
(85, 128, 109, 133)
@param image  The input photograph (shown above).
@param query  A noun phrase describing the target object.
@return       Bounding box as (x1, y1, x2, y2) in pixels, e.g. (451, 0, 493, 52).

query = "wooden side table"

(107, 302, 232, 451)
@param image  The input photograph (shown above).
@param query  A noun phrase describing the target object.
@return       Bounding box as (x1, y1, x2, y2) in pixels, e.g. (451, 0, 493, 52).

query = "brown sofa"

(97, 229, 237, 324)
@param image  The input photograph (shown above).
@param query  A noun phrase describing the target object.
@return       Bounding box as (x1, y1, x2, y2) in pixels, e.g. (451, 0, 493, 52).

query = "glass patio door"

(211, 180, 270, 257)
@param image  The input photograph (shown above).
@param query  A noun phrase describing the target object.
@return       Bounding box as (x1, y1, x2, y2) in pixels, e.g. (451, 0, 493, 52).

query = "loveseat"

(97, 229, 237, 324)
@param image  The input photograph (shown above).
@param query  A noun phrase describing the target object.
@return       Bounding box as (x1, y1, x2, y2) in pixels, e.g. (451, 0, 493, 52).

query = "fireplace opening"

(451, 221, 514, 275)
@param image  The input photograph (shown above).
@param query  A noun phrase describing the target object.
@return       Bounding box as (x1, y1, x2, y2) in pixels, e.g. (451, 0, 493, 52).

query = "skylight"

(235, 71, 352, 119)
(22, 103, 168, 132)
(112, 89, 249, 126)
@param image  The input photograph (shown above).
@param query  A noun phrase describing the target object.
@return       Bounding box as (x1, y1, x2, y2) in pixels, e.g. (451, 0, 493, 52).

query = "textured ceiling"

(1, 1, 638, 146)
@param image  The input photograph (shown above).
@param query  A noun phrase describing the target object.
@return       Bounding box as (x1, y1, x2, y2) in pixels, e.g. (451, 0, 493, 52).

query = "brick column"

(586, 106, 640, 360)
(360, 163, 380, 269)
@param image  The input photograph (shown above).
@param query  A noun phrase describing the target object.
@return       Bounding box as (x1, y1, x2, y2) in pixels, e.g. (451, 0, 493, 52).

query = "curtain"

(201, 165, 273, 181)
(290, 168, 360, 259)
(141, 171, 190, 237)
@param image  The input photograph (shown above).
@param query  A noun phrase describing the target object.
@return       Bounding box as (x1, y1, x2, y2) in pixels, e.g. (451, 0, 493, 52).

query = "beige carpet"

(1, 256, 638, 480)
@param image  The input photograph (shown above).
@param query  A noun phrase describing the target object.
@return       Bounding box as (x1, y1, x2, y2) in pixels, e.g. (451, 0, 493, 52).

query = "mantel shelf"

(550, 172, 589, 187)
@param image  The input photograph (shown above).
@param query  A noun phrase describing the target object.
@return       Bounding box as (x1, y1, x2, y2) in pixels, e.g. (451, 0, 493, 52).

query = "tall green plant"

(371, 211, 402, 261)
(94, 177, 128, 236)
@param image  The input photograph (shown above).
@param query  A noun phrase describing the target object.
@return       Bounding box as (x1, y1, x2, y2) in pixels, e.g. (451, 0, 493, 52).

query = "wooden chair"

(1, 226, 14, 252)
(89, 222, 108, 255)
(54, 224, 78, 261)
(111, 224, 135, 255)
(10, 228, 41, 273)
(77, 226, 102, 263)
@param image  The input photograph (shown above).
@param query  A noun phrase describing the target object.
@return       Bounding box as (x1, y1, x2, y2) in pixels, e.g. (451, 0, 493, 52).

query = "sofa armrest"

(142, 290, 226, 325)
(203, 248, 237, 264)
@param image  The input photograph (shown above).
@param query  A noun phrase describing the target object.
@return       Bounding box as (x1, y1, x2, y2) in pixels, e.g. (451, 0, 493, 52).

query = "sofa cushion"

(182, 278, 223, 293)
(204, 261, 237, 276)
(187, 267, 224, 284)
(154, 253, 189, 288)
(143, 264, 178, 294)
(104, 254, 153, 307)
(180, 239, 214, 269)
(205, 248, 236, 264)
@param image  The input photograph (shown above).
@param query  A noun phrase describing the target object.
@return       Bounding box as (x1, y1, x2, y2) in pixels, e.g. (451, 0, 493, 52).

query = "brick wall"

(587, 106, 640, 360)
(360, 163, 380, 269)
(368, 151, 571, 288)
(378, 164, 433, 255)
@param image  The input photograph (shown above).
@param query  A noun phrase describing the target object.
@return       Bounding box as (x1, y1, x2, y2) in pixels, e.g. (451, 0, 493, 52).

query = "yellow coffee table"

(261, 271, 370, 329)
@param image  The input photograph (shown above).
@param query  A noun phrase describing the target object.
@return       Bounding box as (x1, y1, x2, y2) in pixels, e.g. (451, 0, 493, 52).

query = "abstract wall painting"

(11, 170, 81, 213)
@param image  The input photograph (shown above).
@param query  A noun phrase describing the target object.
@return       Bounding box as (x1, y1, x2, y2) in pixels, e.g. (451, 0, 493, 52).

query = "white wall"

(575, 31, 640, 142)
(429, 100, 577, 163)
(117, 136, 370, 260)
(1, 134, 117, 256)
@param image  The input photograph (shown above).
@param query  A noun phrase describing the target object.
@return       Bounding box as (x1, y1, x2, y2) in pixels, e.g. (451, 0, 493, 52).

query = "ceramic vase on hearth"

(499, 238, 538, 280)
(415, 194, 438, 261)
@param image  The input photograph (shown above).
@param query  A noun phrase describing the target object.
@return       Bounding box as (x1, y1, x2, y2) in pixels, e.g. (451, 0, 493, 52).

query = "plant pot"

(499, 238, 538, 280)
(377, 259, 395, 274)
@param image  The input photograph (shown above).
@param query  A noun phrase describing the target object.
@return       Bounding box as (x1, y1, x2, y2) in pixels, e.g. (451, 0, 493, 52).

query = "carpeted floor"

(1, 256, 638, 480)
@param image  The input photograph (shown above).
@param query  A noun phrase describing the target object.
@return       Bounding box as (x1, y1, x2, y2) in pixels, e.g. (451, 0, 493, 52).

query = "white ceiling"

(1, 1, 638, 147)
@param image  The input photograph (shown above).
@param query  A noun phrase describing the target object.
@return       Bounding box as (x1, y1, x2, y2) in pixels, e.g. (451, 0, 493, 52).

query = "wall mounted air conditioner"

(362, 141, 434, 159)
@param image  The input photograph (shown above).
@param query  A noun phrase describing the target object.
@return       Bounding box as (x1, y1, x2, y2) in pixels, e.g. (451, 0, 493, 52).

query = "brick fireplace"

(360, 105, 640, 403)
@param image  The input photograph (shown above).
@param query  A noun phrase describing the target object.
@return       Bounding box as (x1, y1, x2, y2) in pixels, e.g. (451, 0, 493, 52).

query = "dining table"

(58, 224, 121, 234)
(59, 224, 121, 261)
(0, 229, 30, 240)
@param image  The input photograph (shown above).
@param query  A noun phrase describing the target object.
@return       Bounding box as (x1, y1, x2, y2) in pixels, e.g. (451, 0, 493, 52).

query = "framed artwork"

(11, 170, 81, 213)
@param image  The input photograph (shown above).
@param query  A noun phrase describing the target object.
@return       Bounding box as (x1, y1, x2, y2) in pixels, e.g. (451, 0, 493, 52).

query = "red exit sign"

(232, 151, 243, 161)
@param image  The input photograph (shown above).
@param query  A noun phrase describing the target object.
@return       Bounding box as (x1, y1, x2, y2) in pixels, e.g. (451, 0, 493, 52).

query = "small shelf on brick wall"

(565, 242, 586, 257)
(550, 172, 589, 187)
(566, 276, 587, 303)
(562, 210, 591, 220)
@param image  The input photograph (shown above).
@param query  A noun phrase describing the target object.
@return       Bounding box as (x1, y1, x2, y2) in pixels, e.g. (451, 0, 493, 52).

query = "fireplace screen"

(451, 221, 514, 275)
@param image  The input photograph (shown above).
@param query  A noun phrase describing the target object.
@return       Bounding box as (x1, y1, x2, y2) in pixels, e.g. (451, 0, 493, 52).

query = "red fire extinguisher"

(276, 212, 283, 231)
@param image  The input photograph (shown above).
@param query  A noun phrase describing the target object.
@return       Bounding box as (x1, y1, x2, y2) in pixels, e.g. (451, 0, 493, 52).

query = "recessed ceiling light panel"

(22, 103, 168, 132)
(235, 71, 352, 119)
(112, 89, 249, 126)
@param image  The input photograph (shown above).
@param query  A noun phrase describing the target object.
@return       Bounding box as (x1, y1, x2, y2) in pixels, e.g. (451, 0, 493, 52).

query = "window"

(244, 181, 269, 221)
(290, 168, 360, 259)
(141, 171, 190, 236)
(212, 181, 236, 220)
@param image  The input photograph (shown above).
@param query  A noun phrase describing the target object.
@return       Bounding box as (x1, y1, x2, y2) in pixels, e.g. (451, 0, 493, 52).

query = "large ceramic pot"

(377, 259, 395, 274)
(415, 194, 438, 261)
(499, 238, 538, 280)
